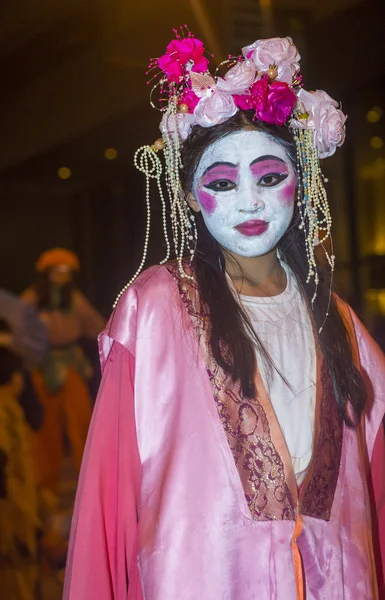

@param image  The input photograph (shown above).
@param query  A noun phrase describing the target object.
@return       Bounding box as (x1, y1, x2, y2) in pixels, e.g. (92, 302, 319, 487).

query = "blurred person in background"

(0, 319, 39, 600)
(0, 287, 48, 371)
(22, 248, 105, 495)
(0, 288, 47, 432)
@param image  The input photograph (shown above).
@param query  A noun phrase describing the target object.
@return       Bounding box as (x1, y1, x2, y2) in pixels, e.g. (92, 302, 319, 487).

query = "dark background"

(1, 0, 384, 328)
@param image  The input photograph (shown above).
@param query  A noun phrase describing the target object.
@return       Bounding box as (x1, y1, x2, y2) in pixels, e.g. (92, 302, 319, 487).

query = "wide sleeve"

(350, 310, 385, 592)
(63, 340, 142, 600)
(371, 423, 385, 595)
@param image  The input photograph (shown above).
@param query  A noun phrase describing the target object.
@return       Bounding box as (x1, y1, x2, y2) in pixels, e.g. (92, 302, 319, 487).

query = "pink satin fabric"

(64, 266, 385, 600)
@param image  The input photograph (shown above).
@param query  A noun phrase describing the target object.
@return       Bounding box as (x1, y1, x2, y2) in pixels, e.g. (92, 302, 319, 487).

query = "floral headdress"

(114, 27, 347, 313)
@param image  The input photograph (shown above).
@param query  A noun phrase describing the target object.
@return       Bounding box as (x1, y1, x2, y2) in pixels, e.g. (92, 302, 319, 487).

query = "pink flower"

(194, 90, 238, 127)
(160, 111, 196, 142)
(242, 37, 300, 84)
(216, 59, 257, 95)
(234, 77, 296, 126)
(234, 76, 268, 114)
(158, 37, 209, 82)
(249, 77, 269, 111)
(233, 94, 254, 111)
(256, 81, 297, 126)
(179, 89, 199, 112)
(293, 89, 347, 157)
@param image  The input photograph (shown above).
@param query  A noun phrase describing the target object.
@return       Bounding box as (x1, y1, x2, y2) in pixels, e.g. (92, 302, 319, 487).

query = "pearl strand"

(113, 145, 162, 308)
(162, 103, 196, 279)
(294, 128, 335, 327)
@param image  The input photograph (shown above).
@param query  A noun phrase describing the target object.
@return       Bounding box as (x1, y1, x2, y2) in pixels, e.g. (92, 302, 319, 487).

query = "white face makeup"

(192, 130, 296, 257)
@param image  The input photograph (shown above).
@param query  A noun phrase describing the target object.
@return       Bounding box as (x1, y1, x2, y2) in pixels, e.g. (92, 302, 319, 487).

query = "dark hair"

(33, 271, 75, 311)
(181, 111, 366, 426)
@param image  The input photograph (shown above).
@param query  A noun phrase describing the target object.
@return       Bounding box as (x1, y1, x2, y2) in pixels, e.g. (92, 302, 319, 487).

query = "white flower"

(194, 90, 238, 128)
(216, 60, 257, 95)
(291, 89, 347, 158)
(242, 37, 300, 84)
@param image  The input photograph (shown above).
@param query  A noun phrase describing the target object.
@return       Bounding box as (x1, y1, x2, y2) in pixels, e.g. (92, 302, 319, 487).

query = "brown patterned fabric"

(165, 263, 343, 522)
(299, 364, 343, 520)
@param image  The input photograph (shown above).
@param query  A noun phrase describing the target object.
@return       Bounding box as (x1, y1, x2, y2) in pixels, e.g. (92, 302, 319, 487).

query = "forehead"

(196, 130, 289, 174)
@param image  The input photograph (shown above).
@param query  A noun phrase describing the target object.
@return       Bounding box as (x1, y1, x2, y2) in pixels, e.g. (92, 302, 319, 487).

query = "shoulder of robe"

(100, 265, 180, 356)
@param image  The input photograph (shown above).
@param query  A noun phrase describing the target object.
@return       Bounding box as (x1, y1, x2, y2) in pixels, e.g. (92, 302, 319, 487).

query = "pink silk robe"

(64, 265, 385, 600)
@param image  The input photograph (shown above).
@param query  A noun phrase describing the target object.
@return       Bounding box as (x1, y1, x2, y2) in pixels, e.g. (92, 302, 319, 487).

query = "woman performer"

(64, 32, 384, 600)
(22, 248, 105, 493)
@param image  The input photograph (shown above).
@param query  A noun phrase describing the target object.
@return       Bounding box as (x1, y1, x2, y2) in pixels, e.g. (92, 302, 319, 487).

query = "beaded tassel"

(113, 104, 197, 307)
(162, 102, 197, 280)
(113, 145, 169, 308)
(294, 128, 335, 329)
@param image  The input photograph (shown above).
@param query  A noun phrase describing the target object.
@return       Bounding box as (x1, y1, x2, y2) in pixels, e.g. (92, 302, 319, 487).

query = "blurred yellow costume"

(0, 388, 39, 600)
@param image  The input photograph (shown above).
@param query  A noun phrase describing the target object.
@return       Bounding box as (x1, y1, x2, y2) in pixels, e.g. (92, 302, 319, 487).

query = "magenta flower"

(233, 76, 268, 111)
(158, 37, 209, 82)
(233, 94, 253, 110)
(235, 77, 296, 126)
(256, 81, 297, 126)
(179, 88, 200, 112)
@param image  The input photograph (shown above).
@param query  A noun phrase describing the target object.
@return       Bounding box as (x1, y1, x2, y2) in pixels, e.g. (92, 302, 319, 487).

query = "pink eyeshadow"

(201, 167, 239, 186)
(279, 180, 296, 206)
(197, 189, 217, 216)
(250, 160, 289, 179)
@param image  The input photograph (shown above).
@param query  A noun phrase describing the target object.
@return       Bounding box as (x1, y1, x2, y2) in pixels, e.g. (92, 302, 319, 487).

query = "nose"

(239, 185, 265, 213)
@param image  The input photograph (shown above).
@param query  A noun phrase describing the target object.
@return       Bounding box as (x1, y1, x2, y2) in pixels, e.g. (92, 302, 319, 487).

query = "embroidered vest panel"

(166, 263, 343, 522)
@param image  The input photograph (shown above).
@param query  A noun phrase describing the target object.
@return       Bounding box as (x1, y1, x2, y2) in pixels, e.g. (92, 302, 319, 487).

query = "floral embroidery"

(167, 263, 295, 520)
(299, 364, 343, 520)
(165, 263, 343, 522)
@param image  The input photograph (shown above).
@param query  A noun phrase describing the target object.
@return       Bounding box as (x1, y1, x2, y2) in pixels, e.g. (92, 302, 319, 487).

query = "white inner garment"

(239, 262, 317, 484)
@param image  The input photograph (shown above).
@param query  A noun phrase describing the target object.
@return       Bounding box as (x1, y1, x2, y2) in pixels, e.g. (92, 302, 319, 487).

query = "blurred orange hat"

(36, 248, 80, 272)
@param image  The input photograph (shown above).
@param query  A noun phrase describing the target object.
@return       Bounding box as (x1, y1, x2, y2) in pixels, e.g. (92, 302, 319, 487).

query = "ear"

(186, 192, 201, 214)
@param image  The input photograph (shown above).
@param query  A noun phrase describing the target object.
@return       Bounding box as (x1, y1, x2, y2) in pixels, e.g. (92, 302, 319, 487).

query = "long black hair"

(181, 111, 366, 426)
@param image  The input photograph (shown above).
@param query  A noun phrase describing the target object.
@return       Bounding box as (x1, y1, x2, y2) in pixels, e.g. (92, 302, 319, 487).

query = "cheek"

(279, 180, 296, 207)
(197, 189, 217, 216)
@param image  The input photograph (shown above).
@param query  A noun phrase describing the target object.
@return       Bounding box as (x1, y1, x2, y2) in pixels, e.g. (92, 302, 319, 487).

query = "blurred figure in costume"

(0, 288, 48, 370)
(22, 248, 105, 494)
(0, 320, 39, 600)
(64, 31, 385, 600)
(0, 288, 47, 431)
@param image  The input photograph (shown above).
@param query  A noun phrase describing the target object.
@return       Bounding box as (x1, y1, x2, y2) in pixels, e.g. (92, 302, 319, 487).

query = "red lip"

(235, 220, 269, 237)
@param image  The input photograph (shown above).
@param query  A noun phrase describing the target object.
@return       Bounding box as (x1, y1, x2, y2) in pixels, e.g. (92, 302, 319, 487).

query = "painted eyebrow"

(249, 155, 287, 167)
(202, 161, 237, 176)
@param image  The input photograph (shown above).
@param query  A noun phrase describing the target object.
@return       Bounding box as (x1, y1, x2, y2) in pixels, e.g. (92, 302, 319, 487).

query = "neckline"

(238, 261, 297, 305)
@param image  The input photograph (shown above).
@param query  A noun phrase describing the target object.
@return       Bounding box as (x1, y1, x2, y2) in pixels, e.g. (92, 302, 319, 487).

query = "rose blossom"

(242, 37, 300, 84)
(234, 77, 296, 126)
(233, 76, 268, 112)
(194, 90, 238, 127)
(158, 37, 209, 82)
(293, 89, 347, 158)
(256, 81, 297, 126)
(216, 59, 257, 95)
(160, 111, 196, 142)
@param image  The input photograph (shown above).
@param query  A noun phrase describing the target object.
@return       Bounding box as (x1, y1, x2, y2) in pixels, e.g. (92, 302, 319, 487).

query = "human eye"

(258, 173, 288, 188)
(204, 179, 236, 192)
